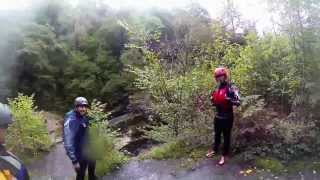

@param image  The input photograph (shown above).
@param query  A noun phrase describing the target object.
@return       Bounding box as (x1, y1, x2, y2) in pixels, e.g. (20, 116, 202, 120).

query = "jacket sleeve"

(18, 164, 29, 180)
(63, 115, 79, 164)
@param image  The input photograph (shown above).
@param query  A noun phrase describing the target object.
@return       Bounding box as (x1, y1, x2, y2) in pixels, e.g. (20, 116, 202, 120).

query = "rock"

(115, 135, 131, 150)
(107, 92, 153, 156)
(109, 113, 144, 129)
(55, 137, 63, 144)
(108, 92, 152, 129)
(127, 121, 148, 138)
(265, 124, 273, 129)
(269, 111, 279, 118)
(109, 103, 128, 119)
(120, 138, 155, 156)
(127, 92, 152, 115)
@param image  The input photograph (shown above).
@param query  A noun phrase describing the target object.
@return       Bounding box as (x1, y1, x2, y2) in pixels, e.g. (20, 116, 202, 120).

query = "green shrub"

(86, 100, 128, 176)
(6, 94, 52, 161)
(232, 95, 317, 162)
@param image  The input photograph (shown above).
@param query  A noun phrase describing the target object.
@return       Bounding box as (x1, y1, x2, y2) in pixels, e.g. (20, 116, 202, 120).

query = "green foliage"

(256, 158, 285, 174)
(188, 146, 210, 160)
(95, 149, 128, 177)
(242, 34, 299, 104)
(133, 54, 214, 145)
(86, 100, 128, 176)
(232, 95, 317, 161)
(282, 159, 320, 173)
(6, 94, 51, 161)
(13, 23, 69, 111)
(11, 3, 134, 111)
(141, 141, 189, 160)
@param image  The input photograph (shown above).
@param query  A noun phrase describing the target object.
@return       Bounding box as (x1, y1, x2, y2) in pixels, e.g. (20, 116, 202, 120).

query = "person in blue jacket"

(0, 103, 29, 180)
(63, 97, 96, 180)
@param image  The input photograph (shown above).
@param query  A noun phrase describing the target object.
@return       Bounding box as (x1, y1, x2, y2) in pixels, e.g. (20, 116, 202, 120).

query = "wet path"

(28, 143, 75, 180)
(102, 159, 256, 180)
(102, 159, 320, 180)
(28, 147, 320, 180)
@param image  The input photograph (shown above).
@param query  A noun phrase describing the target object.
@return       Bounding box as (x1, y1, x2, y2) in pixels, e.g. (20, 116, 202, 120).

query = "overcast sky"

(0, 0, 273, 33)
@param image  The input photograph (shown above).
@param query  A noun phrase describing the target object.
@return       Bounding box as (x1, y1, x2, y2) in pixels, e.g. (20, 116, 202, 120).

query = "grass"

(178, 147, 213, 170)
(139, 140, 320, 177)
(140, 141, 189, 160)
(255, 158, 285, 174)
(286, 159, 320, 174)
(254, 156, 320, 175)
(140, 141, 215, 170)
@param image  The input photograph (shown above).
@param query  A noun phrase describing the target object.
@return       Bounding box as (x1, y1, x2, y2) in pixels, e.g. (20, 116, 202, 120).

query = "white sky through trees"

(0, 0, 273, 33)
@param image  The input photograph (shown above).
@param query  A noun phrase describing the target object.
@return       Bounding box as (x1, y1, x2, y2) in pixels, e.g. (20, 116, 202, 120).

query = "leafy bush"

(6, 94, 51, 161)
(233, 95, 317, 161)
(86, 100, 128, 176)
(133, 53, 215, 146)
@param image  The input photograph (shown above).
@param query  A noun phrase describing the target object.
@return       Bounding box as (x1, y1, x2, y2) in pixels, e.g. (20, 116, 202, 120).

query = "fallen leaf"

(246, 169, 253, 174)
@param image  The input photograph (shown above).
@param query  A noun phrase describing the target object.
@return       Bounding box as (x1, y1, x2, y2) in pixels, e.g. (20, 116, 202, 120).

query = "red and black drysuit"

(210, 81, 240, 156)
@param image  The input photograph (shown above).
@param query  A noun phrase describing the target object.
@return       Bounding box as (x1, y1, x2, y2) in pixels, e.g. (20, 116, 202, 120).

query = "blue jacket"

(63, 110, 89, 164)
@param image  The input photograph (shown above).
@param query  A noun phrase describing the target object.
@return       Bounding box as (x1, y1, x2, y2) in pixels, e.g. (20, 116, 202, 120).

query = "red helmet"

(214, 67, 228, 79)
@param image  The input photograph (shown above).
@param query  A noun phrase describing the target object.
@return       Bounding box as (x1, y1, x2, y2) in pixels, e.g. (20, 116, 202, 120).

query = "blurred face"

(76, 105, 88, 116)
(215, 75, 226, 83)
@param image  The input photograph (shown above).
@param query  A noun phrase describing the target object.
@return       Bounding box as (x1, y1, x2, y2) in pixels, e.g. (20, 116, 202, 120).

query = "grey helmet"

(74, 97, 89, 107)
(0, 103, 13, 128)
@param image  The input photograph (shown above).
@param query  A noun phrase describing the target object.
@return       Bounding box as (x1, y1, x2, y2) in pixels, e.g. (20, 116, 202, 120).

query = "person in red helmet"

(206, 67, 240, 166)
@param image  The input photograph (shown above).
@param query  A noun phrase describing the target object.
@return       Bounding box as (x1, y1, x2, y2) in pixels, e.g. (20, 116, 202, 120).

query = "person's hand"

(73, 162, 80, 171)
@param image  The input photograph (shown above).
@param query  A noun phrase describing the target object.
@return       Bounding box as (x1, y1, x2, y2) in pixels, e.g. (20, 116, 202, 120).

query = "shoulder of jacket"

(65, 110, 75, 116)
(64, 111, 79, 127)
(0, 151, 23, 172)
(5, 151, 22, 163)
(65, 110, 77, 119)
